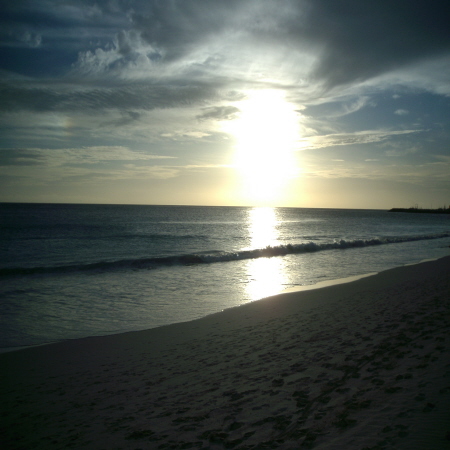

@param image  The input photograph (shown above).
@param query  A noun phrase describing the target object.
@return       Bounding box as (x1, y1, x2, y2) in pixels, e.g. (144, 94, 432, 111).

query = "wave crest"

(1, 232, 449, 277)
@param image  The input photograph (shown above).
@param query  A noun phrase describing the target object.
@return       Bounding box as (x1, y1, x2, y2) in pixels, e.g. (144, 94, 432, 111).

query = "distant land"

(389, 207, 450, 214)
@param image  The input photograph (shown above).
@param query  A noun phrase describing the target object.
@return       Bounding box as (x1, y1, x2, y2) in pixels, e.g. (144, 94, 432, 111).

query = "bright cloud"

(298, 129, 421, 150)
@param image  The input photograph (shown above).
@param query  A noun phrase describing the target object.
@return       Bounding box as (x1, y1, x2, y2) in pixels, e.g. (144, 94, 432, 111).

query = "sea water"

(1, 203, 449, 350)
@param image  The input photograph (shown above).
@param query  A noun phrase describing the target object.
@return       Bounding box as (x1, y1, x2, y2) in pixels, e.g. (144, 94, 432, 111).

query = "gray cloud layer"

(2, 0, 450, 113)
(303, 0, 450, 88)
(0, 80, 218, 113)
(123, 0, 450, 88)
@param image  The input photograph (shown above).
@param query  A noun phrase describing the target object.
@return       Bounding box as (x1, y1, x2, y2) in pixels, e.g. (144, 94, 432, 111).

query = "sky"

(1, 0, 450, 209)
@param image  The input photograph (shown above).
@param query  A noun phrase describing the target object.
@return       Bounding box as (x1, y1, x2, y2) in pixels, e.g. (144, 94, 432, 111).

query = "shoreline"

(0, 270, 376, 355)
(0, 267, 419, 355)
(0, 270, 379, 355)
(1, 256, 449, 449)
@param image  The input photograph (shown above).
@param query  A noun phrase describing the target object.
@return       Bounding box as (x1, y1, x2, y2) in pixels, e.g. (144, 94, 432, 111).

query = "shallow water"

(1, 203, 449, 349)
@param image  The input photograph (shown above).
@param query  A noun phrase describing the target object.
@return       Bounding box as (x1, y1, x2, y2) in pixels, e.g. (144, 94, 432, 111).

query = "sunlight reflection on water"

(245, 207, 289, 300)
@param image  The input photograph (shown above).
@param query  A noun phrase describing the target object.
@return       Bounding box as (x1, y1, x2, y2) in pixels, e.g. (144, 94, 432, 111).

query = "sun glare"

(225, 90, 300, 206)
(248, 206, 279, 249)
(245, 207, 288, 300)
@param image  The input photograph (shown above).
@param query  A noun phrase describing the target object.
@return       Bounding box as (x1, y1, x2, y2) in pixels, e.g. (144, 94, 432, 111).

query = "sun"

(225, 89, 300, 206)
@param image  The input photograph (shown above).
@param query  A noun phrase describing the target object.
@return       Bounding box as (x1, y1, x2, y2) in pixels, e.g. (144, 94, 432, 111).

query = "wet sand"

(1, 256, 450, 449)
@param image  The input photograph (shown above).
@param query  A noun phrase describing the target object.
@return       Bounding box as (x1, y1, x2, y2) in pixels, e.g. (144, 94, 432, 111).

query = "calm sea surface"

(1, 203, 449, 350)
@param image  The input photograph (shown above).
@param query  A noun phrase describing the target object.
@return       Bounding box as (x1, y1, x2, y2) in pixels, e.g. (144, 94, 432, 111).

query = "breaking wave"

(1, 232, 449, 277)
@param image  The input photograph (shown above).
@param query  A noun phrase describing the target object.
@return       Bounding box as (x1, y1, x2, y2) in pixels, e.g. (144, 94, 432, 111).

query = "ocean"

(1, 203, 449, 351)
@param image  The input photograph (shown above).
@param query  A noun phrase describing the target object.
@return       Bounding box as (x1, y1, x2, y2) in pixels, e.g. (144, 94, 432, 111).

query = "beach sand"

(1, 256, 449, 449)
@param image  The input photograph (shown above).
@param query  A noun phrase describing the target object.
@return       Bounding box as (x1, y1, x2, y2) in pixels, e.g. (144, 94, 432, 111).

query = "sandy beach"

(1, 256, 449, 449)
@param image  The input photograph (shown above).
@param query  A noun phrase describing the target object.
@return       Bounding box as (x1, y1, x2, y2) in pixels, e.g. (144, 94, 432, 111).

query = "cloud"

(0, 146, 231, 186)
(18, 31, 42, 48)
(2, 0, 450, 117)
(0, 79, 220, 113)
(0, 1, 128, 48)
(304, 157, 450, 184)
(384, 146, 419, 157)
(0, 148, 46, 166)
(394, 109, 409, 116)
(71, 29, 162, 78)
(130, 2, 228, 61)
(196, 106, 240, 122)
(0, 146, 181, 188)
(299, 129, 421, 150)
(124, 0, 450, 92)
(114, 165, 179, 180)
(0, 164, 180, 186)
(386, 55, 450, 96)
(0, 146, 176, 167)
(100, 110, 142, 127)
(304, 95, 374, 119)
(303, 0, 450, 89)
